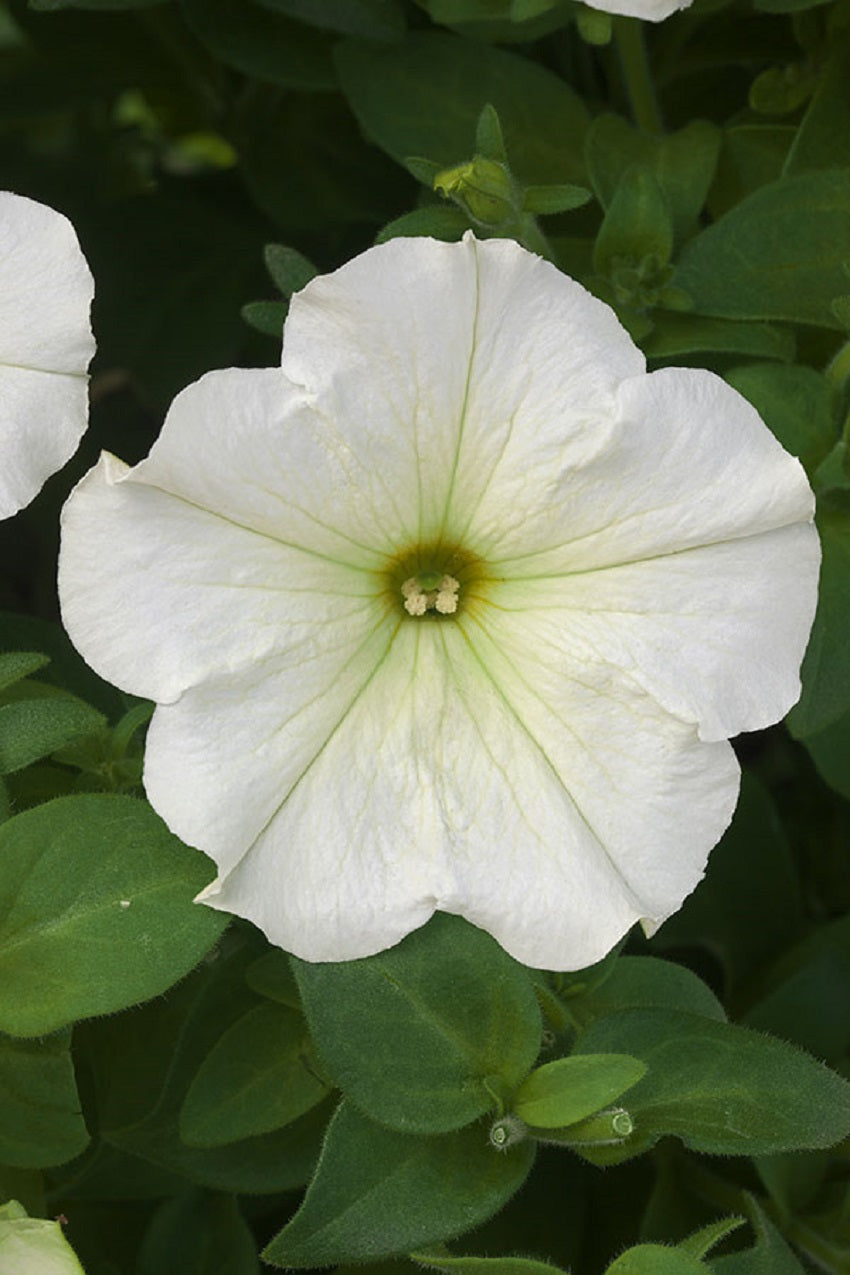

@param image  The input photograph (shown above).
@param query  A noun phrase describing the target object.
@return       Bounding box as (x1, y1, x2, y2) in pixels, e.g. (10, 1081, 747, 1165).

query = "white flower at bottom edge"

(0, 1202, 85, 1275)
(58, 234, 819, 971)
(583, 0, 692, 22)
(0, 192, 95, 519)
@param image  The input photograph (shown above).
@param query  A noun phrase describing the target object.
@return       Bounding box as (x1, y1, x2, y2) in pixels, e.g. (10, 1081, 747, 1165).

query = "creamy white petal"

(120, 367, 401, 563)
(195, 621, 739, 968)
(492, 523, 819, 743)
(59, 457, 388, 709)
(141, 603, 401, 872)
(0, 192, 94, 518)
(281, 234, 644, 549)
(0, 192, 94, 373)
(0, 367, 90, 520)
(478, 366, 815, 569)
(583, 0, 692, 20)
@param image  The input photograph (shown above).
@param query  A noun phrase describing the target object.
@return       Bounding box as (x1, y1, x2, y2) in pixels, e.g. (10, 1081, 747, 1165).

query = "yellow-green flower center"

(383, 542, 485, 620)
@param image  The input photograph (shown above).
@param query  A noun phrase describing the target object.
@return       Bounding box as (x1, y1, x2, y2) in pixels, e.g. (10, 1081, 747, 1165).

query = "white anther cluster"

(401, 574, 460, 617)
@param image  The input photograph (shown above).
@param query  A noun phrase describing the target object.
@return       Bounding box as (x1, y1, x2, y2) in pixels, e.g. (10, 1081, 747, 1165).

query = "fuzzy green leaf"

(335, 32, 588, 185)
(0, 795, 226, 1036)
(180, 1001, 329, 1147)
(263, 1101, 535, 1268)
(574, 1008, 850, 1164)
(0, 693, 105, 775)
(0, 652, 50, 695)
(293, 912, 541, 1134)
(0, 1030, 89, 1169)
(513, 1054, 646, 1129)
(675, 170, 850, 330)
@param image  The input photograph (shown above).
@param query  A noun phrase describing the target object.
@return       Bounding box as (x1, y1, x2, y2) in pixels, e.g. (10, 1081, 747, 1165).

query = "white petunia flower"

(586, 0, 692, 21)
(0, 1201, 85, 1275)
(0, 191, 95, 520)
(58, 235, 818, 970)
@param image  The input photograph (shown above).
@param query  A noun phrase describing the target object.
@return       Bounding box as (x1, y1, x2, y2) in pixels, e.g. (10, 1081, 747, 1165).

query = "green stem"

(613, 17, 663, 135)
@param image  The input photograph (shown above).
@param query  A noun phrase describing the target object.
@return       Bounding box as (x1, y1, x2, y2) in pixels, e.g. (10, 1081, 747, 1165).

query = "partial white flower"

(0, 1201, 85, 1275)
(0, 192, 95, 519)
(586, 0, 692, 21)
(58, 234, 818, 970)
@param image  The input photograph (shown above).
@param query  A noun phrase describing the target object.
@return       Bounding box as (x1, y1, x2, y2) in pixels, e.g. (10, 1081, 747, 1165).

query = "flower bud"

(434, 158, 518, 226)
(489, 1114, 528, 1151)
(543, 1105, 634, 1148)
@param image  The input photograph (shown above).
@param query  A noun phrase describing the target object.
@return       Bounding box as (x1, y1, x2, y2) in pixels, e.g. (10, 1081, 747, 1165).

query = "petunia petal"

(493, 523, 819, 743)
(474, 366, 815, 568)
(195, 621, 739, 969)
(0, 367, 90, 521)
(0, 192, 94, 519)
(59, 483, 390, 729)
(281, 234, 644, 549)
(583, 0, 692, 21)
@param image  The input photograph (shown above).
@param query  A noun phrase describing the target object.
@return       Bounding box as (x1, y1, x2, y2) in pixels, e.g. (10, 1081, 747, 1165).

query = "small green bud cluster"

(407, 103, 591, 262)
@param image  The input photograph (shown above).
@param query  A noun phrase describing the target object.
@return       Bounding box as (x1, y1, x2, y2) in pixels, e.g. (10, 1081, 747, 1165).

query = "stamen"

(401, 573, 460, 617)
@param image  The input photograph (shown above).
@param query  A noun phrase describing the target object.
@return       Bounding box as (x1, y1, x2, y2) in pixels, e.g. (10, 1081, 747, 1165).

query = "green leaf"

(573, 1008, 850, 1164)
(724, 363, 835, 473)
(753, 0, 831, 13)
(417, 0, 575, 41)
(788, 491, 850, 736)
(263, 1100, 535, 1268)
(512, 1055, 646, 1129)
(783, 40, 850, 173)
(674, 170, 850, 330)
(0, 794, 227, 1036)
(263, 243, 317, 296)
(594, 165, 673, 276)
(522, 184, 592, 215)
(742, 913, 850, 1062)
(712, 1197, 806, 1273)
(585, 115, 720, 244)
(0, 1030, 89, 1169)
(476, 102, 507, 163)
(801, 706, 850, 801)
(293, 912, 541, 1134)
(179, 1001, 329, 1147)
(564, 955, 726, 1029)
(681, 1218, 746, 1260)
(711, 125, 795, 218)
(244, 948, 301, 1006)
(604, 1246, 707, 1274)
(29, 0, 162, 8)
(749, 64, 816, 116)
(178, 0, 335, 90)
(83, 937, 330, 1194)
(376, 205, 472, 244)
(255, 0, 406, 40)
(241, 300, 287, 338)
(412, 1249, 568, 1273)
(832, 294, 850, 328)
(137, 1191, 260, 1275)
(0, 694, 105, 775)
(233, 89, 407, 235)
(335, 32, 588, 185)
(643, 316, 795, 364)
(0, 613, 123, 720)
(0, 652, 50, 694)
